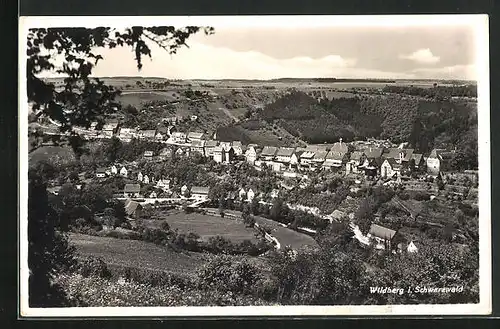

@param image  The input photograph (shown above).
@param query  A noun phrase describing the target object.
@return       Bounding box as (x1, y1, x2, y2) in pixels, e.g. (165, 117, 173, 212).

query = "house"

(213, 145, 235, 164)
(110, 165, 118, 175)
(345, 151, 366, 174)
(213, 146, 224, 163)
(155, 131, 165, 141)
(187, 131, 205, 142)
(119, 128, 136, 141)
(143, 175, 150, 184)
(144, 150, 154, 159)
(260, 146, 278, 162)
(181, 185, 189, 196)
(246, 188, 256, 202)
(411, 153, 425, 171)
(231, 141, 244, 156)
(384, 148, 414, 165)
(156, 126, 169, 140)
(426, 148, 455, 175)
(149, 191, 158, 198)
(204, 140, 219, 157)
(407, 241, 418, 253)
(158, 147, 172, 160)
(175, 147, 190, 157)
(245, 146, 258, 165)
(328, 209, 346, 223)
(102, 121, 119, 137)
(312, 149, 328, 167)
(96, 167, 107, 178)
(190, 140, 206, 156)
(124, 199, 143, 218)
(137, 172, 143, 182)
(139, 129, 157, 140)
(191, 186, 210, 201)
(299, 150, 315, 168)
(367, 224, 397, 250)
(123, 184, 141, 198)
(381, 158, 401, 178)
(156, 178, 170, 190)
(364, 147, 384, 165)
(238, 187, 247, 200)
(171, 132, 187, 144)
(90, 121, 98, 130)
(119, 166, 128, 177)
(275, 147, 296, 165)
(270, 189, 280, 199)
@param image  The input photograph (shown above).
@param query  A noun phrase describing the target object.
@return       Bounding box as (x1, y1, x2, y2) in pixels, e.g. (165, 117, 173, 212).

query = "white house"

(238, 187, 247, 200)
(426, 148, 455, 175)
(299, 151, 315, 168)
(123, 183, 141, 198)
(191, 186, 210, 201)
(119, 166, 128, 177)
(181, 184, 189, 196)
(381, 159, 401, 178)
(231, 141, 244, 156)
(245, 146, 258, 165)
(187, 131, 205, 142)
(367, 224, 397, 250)
(407, 241, 418, 253)
(156, 178, 170, 190)
(171, 132, 187, 144)
(110, 165, 118, 175)
(144, 150, 154, 160)
(149, 191, 157, 198)
(275, 147, 296, 164)
(143, 175, 150, 184)
(96, 167, 107, 178)
(137, 172, 143, 182)
(204, 140, 219, 157)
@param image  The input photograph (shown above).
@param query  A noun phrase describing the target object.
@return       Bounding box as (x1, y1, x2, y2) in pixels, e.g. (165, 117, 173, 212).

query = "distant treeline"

(383, 85, 477, 99)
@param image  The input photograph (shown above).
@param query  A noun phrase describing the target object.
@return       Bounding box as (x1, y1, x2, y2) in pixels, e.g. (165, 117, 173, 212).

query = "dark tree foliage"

(28, 172, 76, 307)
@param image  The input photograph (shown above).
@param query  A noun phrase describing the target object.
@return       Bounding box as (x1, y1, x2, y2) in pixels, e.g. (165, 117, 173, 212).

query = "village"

(40, 117, 479, 255)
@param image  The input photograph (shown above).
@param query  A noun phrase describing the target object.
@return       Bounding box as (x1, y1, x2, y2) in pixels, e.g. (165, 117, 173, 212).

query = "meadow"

(69, 233, 208, 274)
(142, 210, 260, 243)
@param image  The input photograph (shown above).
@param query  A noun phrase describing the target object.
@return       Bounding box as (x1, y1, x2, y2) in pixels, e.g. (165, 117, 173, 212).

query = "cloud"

(400, 48, 440, 64)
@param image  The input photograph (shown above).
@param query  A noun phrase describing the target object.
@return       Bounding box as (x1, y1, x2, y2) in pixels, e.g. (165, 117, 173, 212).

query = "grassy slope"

(69, 233, 208, 274)
(142, 210, 260, 243)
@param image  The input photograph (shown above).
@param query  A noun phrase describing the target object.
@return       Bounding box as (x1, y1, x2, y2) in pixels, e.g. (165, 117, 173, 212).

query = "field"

(142, 210, 260, 243)
(29, 145, 76, 165)
(221, 210, 319, 250)
(117, 91, 178, 107)
(69, 233, 208, 274)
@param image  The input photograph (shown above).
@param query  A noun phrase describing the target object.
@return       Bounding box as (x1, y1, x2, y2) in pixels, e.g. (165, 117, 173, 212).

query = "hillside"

(257, 90, 477, 158)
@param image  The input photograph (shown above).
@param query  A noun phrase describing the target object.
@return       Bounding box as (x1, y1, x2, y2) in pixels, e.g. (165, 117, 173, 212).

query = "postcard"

(19, 14, 491, 317)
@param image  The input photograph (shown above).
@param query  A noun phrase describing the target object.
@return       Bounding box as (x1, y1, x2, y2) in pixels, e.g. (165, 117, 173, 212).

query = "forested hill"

(259, 90, 478, 169)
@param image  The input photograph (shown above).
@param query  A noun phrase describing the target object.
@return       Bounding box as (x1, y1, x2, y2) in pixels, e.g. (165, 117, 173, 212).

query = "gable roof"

(276, 147, 296, 157)
(124, 184, 141, 193)
(187, 132, 205, 139)
(261, 146, 278, 157)
(429, 148, 455, 160)
(364, 147, 384, 159)
(232, 141, 243, 148)
(369, 224, 397, 240)
(383, 158, 401, 169)
(385, 148, 414, 161)
(159, 148, 172, 156)
(326, 150, 347, 161)
(330, 209, 346, 220)
(191, 186, 210, 194)
(411, 153, 423, 164)
(313, 150, 329, 160)
(96, 167, 107, 173)
(141, 130, 157, 137)
(331, 141, 349, 154)
(350, 151, 365, 161)
(300, 151, 315, 159)
(191, 140, 205, 147)
(205, 140, 219, 148)
(124, 199, 141, 216)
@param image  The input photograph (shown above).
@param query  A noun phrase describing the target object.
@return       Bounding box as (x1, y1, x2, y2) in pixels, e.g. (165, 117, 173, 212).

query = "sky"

(43, 23, 480, 80)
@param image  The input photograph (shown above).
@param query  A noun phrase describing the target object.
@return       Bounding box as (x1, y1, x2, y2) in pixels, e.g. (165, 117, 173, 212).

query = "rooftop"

(369, 224, 397, 240)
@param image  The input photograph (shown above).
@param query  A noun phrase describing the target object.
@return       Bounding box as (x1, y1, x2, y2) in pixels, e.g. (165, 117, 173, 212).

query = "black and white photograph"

(19, 15, 491, 317)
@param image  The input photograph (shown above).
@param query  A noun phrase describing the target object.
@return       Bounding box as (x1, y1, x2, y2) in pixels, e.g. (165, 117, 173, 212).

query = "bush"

(414, 191, 431, 201)
(78, 256, 112, 279)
